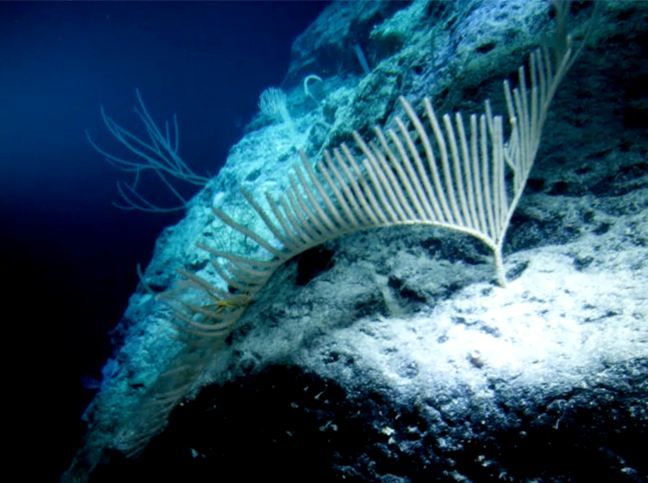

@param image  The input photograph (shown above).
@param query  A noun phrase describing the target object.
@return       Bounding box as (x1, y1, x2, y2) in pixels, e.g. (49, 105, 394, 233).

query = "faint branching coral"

(87, 90, 210, 213)
(258, 87, 298, 137)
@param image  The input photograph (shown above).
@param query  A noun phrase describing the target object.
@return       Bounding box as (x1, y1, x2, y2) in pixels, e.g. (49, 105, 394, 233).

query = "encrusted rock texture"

(67, 1, 648, 482)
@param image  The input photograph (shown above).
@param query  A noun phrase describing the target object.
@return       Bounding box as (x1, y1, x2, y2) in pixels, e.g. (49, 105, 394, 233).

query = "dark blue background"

(0, 1, 328, 480)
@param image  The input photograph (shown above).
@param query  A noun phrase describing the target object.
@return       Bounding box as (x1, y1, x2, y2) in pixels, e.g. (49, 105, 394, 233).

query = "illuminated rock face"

(69, 1, 648, 481)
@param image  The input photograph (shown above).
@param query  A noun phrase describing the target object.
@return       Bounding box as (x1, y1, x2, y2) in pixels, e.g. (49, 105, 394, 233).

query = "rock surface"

(65, 1, 648, 481)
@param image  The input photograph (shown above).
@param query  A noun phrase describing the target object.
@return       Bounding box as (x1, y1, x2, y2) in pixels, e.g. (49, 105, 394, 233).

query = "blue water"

(0, 2, 328, 480)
